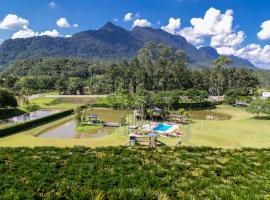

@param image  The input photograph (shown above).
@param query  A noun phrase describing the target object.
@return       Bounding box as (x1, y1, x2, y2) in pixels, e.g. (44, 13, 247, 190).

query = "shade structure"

(88, 114, 98, 118)
(148, 132, 157, 137)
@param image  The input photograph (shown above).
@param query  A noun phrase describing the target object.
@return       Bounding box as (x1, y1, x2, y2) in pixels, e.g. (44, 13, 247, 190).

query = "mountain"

(0, 22, 255, 70)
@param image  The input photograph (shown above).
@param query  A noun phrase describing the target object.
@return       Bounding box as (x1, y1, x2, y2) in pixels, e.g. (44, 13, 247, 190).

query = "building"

(262, 92, 270, 99)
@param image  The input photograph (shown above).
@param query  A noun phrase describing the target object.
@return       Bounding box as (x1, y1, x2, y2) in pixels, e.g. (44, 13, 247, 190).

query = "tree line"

(0, 42, 260, 96)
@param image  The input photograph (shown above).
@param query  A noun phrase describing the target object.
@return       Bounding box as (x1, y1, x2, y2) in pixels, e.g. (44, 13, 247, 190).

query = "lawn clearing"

(0, 105, 270, 148)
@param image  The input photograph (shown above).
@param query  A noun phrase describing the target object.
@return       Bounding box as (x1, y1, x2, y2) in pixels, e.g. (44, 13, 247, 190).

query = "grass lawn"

(180, 105, 270, 148)
(29, 96, 102, 109)
(29, 97, 75, 109)
(76, 124, 103, 132)
(0, 104, 270, 148)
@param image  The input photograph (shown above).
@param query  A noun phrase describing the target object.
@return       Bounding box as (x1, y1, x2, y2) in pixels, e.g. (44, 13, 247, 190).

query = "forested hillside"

(0, 22, 255, 70)
(0, 43, 259, 95)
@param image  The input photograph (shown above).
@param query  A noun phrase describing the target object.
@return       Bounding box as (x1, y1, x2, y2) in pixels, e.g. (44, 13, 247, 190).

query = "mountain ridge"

(0, 22, 255, 70)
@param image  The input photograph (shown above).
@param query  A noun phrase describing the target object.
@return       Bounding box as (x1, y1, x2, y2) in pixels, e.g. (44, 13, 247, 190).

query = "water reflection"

(38, 109, 131, 139)
(0, 110, 59, 124)
(39, 120, 114, 138)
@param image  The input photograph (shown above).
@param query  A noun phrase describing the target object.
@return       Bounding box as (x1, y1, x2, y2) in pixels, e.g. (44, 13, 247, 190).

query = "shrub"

(0, 87, 18, 108)
(0, 146, 270, 199)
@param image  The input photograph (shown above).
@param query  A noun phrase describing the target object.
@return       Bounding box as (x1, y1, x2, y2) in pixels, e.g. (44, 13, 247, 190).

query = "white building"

(262, 92, 270, 99)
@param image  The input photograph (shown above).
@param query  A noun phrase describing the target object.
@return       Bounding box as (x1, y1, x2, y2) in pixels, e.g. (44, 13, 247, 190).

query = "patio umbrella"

(148, 132, 157, 137)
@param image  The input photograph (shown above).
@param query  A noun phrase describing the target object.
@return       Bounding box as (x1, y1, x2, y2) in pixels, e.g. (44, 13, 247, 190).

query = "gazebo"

(88, 114, 99, 125)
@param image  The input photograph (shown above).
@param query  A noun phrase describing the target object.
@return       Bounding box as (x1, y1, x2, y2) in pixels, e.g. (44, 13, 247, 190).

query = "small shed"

(262, 92, 270, 99)
(169, 114, 184, 123)
(88, 114, 99, 124)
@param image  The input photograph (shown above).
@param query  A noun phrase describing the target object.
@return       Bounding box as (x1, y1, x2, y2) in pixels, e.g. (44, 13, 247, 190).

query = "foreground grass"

(0, 146, 270, 199)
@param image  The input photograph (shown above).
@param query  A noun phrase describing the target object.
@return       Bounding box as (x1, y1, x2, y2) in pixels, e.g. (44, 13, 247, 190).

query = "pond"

(189, 110, 231, 120)
(0, 110, 60, 124)
(38, 109, 131, 139)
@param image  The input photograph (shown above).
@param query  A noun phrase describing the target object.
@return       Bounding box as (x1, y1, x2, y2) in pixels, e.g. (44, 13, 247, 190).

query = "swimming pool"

(153, 124, 172, 132)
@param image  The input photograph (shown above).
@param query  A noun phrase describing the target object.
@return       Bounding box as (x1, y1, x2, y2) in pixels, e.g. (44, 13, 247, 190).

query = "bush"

(0, 87, 18, 108)
(0, 108, 26, 120)
(1, 146, 270, 199)
(224, 88, 250, 105)
(0, 109, 74, 137)
(178, 101, 213, 109)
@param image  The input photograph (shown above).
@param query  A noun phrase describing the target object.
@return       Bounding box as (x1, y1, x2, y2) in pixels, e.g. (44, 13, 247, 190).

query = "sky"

(0, 0, 270, 68)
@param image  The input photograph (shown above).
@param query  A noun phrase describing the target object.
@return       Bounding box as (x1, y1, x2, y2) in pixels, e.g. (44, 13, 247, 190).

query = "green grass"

(1, 146, 270, 199)
(29, 97, 58, 108)
(29, 97, 83, 109)
(29, 96, 102, 109)
(0, 104, 270, 149)
(76, 124, 103, 132)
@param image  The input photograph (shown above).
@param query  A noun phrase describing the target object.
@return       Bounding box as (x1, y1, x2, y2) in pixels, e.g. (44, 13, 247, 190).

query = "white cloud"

(214, 43, 270, 68)
(211, 31, 245, 49)
(124, 12, 133, 21)
(56, 17, 78, 28)
(179, 27, 204, 45)
(174, 7, 238, 47)
(235, 44, 270, 68)
(0, 14, 29, 30)
(65, 34, 72, 38)
(56, 17, 71, 28)
(132, 19, 151, 28)
(39, 29, 60, 37)
(215, 46, 237, 56)
(113, 18, 118, 22)
(190, 8, 233, 37)
(11, 26, 38, 39)
(161, 18, 181, 34)
(48, 2, 57, 8)
(257, 20, 270, 40)
(12, 26, 60, 39)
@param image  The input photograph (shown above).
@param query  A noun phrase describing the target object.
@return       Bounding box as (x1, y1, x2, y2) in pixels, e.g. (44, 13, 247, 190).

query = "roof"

(88, 114, 98, 118)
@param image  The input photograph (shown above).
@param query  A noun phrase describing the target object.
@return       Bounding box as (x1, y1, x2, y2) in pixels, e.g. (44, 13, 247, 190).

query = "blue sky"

(0, 0, 270, 68)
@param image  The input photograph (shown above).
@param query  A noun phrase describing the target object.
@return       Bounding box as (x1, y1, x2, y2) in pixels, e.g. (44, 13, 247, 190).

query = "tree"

(56, 77, 68, 95)
(0, 88, 18, 108)
(67, 77, 84, 95)
(224, 88, 250, 105)
(74, 106, 82, 126)
(246, 99, 268, 117)
(210, 56, 232, 96)
(15, 77, 38, 104)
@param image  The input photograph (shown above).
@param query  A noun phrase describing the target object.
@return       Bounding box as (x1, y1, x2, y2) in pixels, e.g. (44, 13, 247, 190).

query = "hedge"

(0, 109, 74, 137)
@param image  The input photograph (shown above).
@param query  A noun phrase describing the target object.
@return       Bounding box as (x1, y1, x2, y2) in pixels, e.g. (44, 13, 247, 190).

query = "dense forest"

(0, 43, 260, 97)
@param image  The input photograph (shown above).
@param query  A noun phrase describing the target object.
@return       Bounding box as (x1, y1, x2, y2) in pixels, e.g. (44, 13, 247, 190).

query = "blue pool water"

(153, 124, 172, 132)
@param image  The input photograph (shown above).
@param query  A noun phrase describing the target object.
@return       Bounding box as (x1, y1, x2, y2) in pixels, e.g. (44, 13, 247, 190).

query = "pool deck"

(141, 123, 179, 134)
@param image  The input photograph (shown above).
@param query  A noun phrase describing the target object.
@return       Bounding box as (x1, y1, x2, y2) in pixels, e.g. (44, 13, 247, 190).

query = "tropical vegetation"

(0, 43, 260, 97)
(1, 146, 270, 199)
